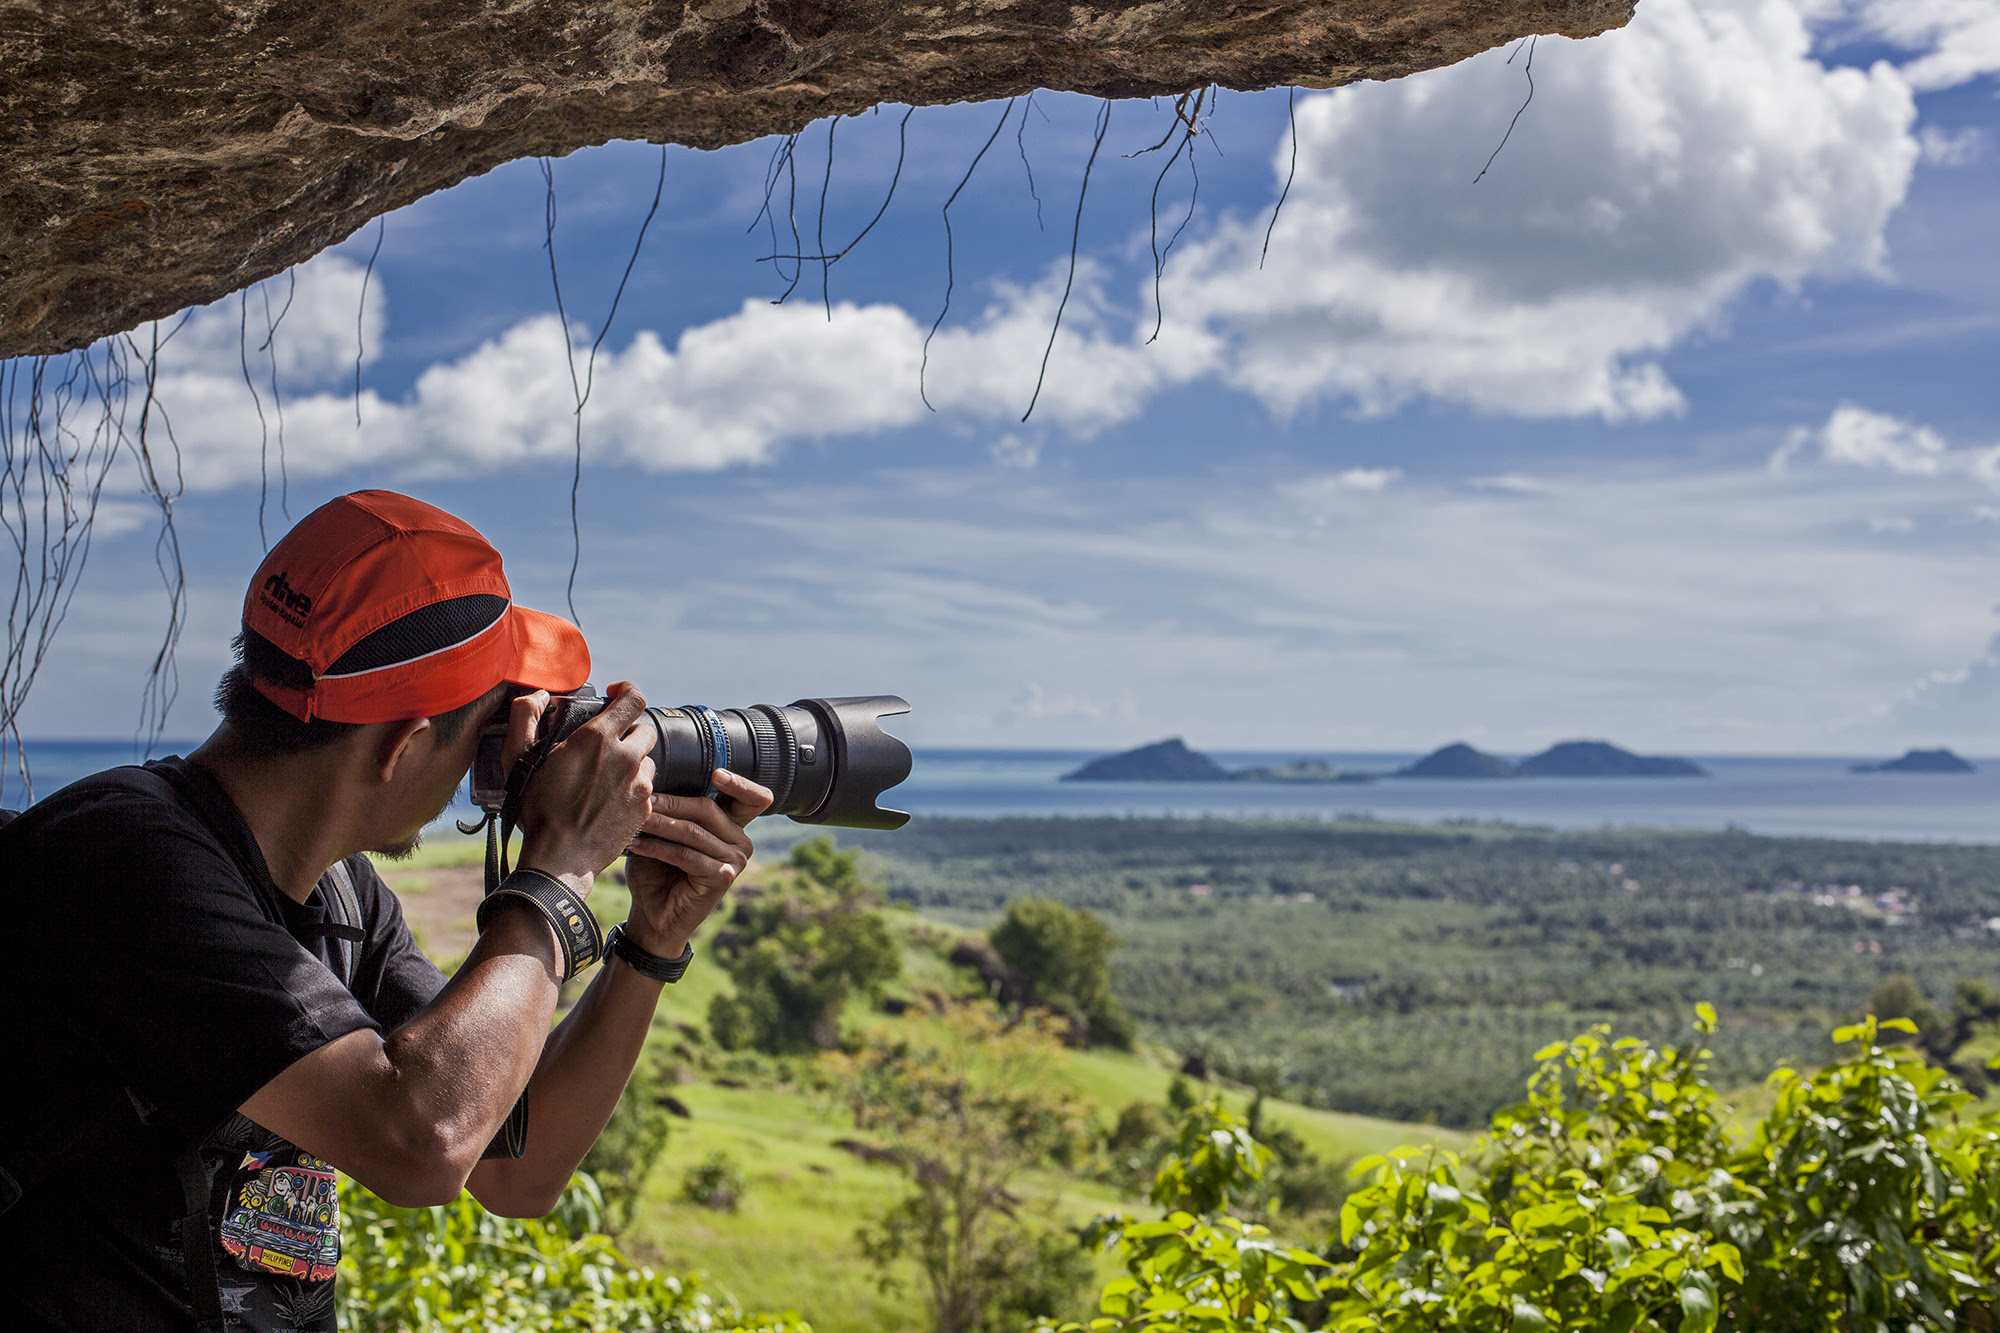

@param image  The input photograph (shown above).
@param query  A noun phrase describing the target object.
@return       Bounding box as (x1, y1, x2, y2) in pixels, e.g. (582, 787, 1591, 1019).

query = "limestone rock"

(2, 0, 1635, 357)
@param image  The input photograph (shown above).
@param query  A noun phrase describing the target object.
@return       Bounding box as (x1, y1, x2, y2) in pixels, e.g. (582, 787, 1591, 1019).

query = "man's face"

(369, 692, 505, 860)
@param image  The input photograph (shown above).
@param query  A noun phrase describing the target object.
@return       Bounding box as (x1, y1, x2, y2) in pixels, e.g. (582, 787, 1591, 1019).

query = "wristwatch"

(604, 921, 695, 983)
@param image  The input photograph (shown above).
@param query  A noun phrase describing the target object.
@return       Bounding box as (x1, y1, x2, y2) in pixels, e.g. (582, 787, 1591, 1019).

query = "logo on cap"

(260, 572, 314, 627)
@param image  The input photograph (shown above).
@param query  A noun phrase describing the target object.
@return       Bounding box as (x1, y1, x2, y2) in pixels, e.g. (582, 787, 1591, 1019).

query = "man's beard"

(369, 781, 461, 861)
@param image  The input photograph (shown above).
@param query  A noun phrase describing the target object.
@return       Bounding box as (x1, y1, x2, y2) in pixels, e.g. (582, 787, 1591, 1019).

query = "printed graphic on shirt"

(219, 1145, 340, 1283)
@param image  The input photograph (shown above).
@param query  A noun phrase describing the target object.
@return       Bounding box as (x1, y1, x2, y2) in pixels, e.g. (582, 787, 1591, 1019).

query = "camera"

(468, 689, 913, 830)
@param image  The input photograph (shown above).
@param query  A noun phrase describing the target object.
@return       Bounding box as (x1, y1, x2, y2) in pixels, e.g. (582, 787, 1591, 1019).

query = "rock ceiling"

(1, 0, 1635, 359)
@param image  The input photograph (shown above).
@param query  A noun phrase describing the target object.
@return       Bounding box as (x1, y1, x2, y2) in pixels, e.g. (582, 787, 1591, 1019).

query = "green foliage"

(1041, 1103, 1333, 1333)
(708, 837, 900, 1054)
(1325, 1009, 2000, 1332)
(825, 1004, 1098, 1333)
(1148, 1102, 1271, 1218)
(989, 897, 1134, 1050)
(579, 1051, 674, 1234)
(1053, 1010, 2000, 1333)
(683, 1151, 749, 1212)
(336, 1172, 807, 1333)
(1722, 1016, 2000, 1330)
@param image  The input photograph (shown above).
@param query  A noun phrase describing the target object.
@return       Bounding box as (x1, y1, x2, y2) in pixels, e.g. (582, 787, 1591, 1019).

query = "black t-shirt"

(0, 758, 448, 1332)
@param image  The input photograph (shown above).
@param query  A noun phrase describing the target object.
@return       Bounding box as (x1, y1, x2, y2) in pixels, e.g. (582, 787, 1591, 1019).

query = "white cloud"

(1846, 0, 2000, 91)
(1158, 0, 1920, 421)
(1919, 125, 1986, 165)
(134, 257, 1182, 489)
(1775, 404, 2000, 485)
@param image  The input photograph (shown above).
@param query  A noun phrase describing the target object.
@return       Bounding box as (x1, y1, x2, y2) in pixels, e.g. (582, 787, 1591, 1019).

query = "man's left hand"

(620, 768, 772, 960)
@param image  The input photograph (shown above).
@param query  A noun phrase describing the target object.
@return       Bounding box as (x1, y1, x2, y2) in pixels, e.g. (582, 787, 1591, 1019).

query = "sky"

(8, 0, 2000, 755)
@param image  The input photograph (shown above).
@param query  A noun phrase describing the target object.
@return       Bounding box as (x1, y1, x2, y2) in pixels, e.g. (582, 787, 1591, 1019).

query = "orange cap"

(242, 490, 589, 723)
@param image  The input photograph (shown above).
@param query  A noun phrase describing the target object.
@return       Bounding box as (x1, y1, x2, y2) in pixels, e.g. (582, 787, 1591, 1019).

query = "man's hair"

(215, 629, 505, 758)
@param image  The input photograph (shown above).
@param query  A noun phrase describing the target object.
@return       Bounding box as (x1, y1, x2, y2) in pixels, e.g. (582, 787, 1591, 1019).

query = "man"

(0, 490, 769, 1331)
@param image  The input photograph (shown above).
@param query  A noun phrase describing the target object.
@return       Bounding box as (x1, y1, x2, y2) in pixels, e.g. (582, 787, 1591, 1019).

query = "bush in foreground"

(337, 1171, 806, 1333)
(1049, 1008, 2000, 1333)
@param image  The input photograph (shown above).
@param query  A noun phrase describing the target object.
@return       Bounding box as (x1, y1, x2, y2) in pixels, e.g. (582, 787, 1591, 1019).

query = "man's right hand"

(511, 682, 658, 894)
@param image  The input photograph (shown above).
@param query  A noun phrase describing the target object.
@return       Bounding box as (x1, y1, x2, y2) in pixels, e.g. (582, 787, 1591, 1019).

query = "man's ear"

(375, 716, 434, 785)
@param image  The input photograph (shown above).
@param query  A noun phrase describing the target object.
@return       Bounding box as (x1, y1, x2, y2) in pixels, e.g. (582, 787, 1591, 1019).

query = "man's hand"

(621, 769, 773, 959)
(511, 682, 658, 895)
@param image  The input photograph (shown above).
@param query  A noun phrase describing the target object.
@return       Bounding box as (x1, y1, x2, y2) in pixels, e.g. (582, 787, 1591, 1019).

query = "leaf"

(1679, 1272, 1718, 1333)
(1694, 1002, 1717, 1032)
(1511, 1301, 1551, 1332)
(1707, 1243, 1743, 1284)
(1878, 1016, 1919, 1035)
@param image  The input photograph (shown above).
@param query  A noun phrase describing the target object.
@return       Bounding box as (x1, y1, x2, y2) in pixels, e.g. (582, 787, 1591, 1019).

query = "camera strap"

(467, 717, 566, 895)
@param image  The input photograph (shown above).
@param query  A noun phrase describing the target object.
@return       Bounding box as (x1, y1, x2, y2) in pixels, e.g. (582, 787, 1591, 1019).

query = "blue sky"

(13, 0, 2000, 754)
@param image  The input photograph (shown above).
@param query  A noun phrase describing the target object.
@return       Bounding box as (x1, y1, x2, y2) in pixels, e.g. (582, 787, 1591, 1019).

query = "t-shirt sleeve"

(345, 855, 447, 1031)
(36, 790, 380, 1138)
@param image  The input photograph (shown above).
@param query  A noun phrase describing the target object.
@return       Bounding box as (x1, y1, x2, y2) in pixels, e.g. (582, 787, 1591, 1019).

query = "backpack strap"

(169, 1132, 231, 1333)
(313, 857, 366, 989)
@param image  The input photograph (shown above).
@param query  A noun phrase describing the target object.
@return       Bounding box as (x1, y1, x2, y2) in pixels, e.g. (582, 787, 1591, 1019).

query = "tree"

(988, 897, 1133, 1049)
(824, 1004, 1098, 1333)
(708, 836, 900, 1053)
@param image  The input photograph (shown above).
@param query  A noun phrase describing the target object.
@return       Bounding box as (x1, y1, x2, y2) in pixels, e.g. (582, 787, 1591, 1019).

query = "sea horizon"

(10, 739, 2000, 846)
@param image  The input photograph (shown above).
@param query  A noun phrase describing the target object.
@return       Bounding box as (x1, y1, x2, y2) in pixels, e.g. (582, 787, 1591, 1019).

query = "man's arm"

(466, 773, 769, 1217)
(240, 686, 661, 1207)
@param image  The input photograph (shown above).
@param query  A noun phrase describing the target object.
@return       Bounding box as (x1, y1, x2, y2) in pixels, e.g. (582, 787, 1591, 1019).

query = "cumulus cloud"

(138, 256, 1179, 489)
(1157, 0, 1920, 421)
(1845, 0, 2000, 91)
(1774, 404, 2000, 485)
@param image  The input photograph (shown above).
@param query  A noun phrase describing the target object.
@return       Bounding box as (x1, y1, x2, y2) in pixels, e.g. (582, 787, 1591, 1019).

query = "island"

(1851, 748, 1977, 774)
(1397, 742, 1516, 779)
(1516, 740, 1706, 778)
(1230, 760, 1372, 784)
(1063, 741, 1372, 783)
(1063, 738, 1231, 782)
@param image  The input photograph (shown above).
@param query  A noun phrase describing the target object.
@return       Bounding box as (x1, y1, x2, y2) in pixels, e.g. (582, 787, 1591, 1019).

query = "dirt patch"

(379, 863, 485, 967)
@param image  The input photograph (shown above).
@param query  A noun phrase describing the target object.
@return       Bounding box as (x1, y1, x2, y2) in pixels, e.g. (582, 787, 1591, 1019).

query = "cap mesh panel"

(325, 594, 509, 676)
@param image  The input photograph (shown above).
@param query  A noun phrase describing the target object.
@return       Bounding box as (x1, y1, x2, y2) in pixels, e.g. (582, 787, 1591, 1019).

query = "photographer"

(0, 490, 769, 1332)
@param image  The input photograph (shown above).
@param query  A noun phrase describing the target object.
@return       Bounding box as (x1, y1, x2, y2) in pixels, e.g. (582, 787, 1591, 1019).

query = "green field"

(837, 816, 2000, 1126)
(392, 832, 1466, 1333)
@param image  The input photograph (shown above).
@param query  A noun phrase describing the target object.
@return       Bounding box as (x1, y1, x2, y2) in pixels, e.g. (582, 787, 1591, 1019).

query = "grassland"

(380, 833, 1465, 1333)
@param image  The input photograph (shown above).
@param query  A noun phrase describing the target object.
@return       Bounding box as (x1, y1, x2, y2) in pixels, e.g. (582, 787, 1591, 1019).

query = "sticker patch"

(218, 1149, 340, 1283)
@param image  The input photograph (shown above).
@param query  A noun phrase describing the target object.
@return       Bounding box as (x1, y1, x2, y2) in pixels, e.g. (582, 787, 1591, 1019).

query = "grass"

(380, 831, 1472, 1332)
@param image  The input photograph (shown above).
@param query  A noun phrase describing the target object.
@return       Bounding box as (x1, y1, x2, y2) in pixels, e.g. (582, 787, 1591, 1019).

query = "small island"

(1063, 740, 1370, 783)
(1517, 740, 1706, 778)
(1063, 738, 1230, 781)
(1230, 759, 1371, 784)
(1852, 748, 1977, 774)
(1397, 742, 1515, 779)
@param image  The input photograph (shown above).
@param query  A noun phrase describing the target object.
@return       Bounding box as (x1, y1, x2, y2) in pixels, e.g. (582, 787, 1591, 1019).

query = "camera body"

(469, 690, 913, 830)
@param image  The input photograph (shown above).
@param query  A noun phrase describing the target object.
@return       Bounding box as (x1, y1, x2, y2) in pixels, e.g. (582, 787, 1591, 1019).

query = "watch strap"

(477, 868, 602, 981)
(605, 921, 694, 983)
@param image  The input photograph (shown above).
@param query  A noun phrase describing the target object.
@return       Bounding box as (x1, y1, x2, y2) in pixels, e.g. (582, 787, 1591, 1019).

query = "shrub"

(988, 898, 1133, 1049)
(1327, 1008, 2000, 1332)
(682, 1151, 749, 1212)
(336, 1172, 806, 1333)
(1052, 1008, 2000, 1333)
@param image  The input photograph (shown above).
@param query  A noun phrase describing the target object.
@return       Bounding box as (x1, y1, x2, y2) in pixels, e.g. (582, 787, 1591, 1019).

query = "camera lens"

(538, 692, 912, 829)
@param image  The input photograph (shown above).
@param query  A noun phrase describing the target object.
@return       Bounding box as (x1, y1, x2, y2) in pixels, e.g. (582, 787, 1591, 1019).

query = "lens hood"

(789, 695, 913, 830)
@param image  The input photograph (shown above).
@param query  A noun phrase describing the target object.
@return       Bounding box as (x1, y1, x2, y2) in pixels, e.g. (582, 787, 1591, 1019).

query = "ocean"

(9, 740, 2000, 845)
